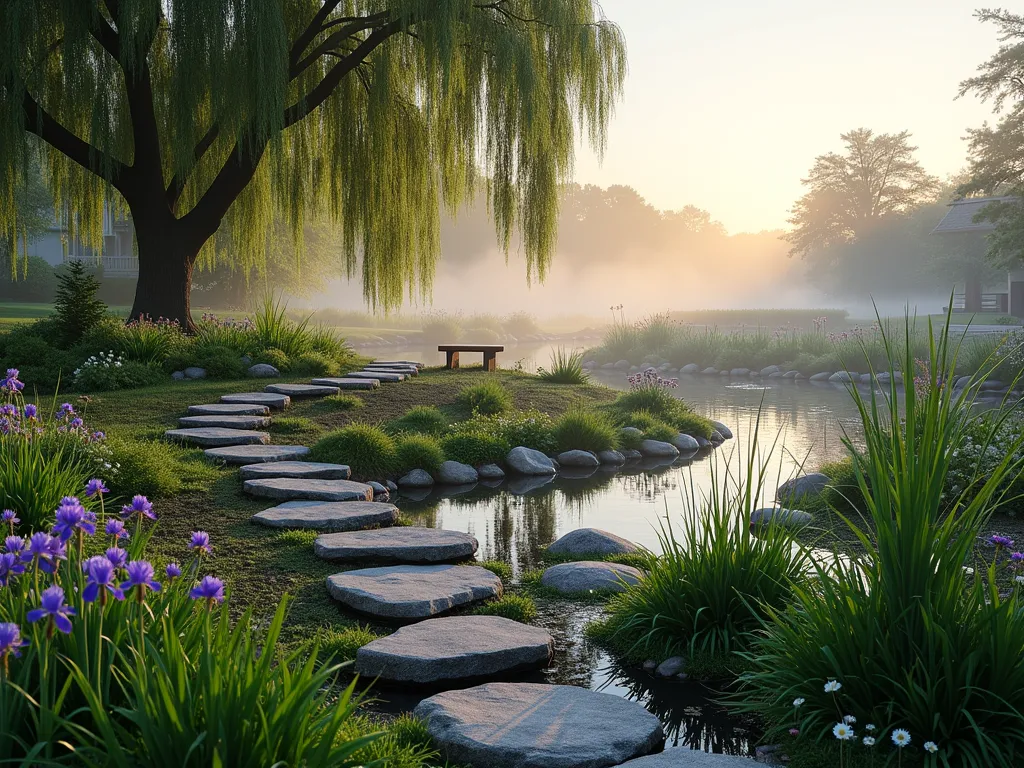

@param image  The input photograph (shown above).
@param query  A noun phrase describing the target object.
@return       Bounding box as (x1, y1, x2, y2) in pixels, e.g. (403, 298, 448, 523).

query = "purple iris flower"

(52, 498, 95, 542)
(23, 404, 36, 419)
(121, 495, 155, 521)
(105, 547, 128, 570)
(90, 431, 106, 442)
(1, 510, 19, 530)
(22, 533, 65, 574)
(85, 479, 109, 498)
(4, 536, 24, 555)
(27, 586, 75, 637)
(165, 562, 182, 581)
(59, 403, 74, 415)
(190, 575, 225, 607)
(0, 622, 27, 660)
(82, 557, 124, 604)
(188, 531, 212, 555)
(991, 535, 1015, 549)
(105, 519, 128, 541)
(121, 561, 162, 601)
(69, 418, 84, 429)
(0, 553, 25, 586)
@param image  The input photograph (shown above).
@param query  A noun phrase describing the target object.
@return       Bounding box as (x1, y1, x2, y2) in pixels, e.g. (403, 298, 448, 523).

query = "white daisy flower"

(863, 736, 875, 746)
(824, 680, 842, 693)
(865, 724, 876, 732)
(892, 729, 911, 747)
(833, 723, 855, 740)
(793, 698, 805, 707)
(924, 741, 938, 753)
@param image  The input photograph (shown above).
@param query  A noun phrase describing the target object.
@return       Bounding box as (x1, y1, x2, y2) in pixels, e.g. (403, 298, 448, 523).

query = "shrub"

(537, 347, 589, 384)
(388, 406, 447, 436)
(457, 380, 512, 415)
(73, 351, 164, 392)
(394, 433, 445, 475)
(637, 312, 676, 352)
(0, 256, 57, 301)
(191, 344, 245, 379)
(552, 408, 619, 452)
(454, 409, 555, 453)
(312, 424, 397, 479)
(290, 350, 338, 377)
(503, 311, 540, 338)
(320, 393, 363, 410)
(320, 625, 382, 663)
(439, 432, 507, 466)
(419, 310, 462, 342)
(0, 329, 76, 391)
(473, 595, 537, 623)
(53, 259, 107, 344)
(117, 316, 186, 364)
(597, 322, 640, 363)
(105, 436, 215, 499)
(254, 346, 291, 371)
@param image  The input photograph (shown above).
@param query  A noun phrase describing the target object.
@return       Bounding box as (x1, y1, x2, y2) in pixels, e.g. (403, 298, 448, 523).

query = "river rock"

(436, 461, 479, 485)
(556, 450, 600, 468)
(356, 616, 553, 684)
(239, 461, 351, 480)
(507, 474, 555, 495)
(414, 682, 664, 768)
(783, 370, 799, 379)
(750, 507, 813, 529)
(671, 434, 700, 453)
(178, 414, 272, 430)
(243, 477, 373, 502)
(680, 363, 700, 374)
(221, 392, 291, 409)
(310, 377, 380, 390)
(506, 446, 557, 475)
(700, 367, 718, 375)
(760, 365, 781, 377)
(710, 420, 733, 439)
(326, 564, 502, 619)
(597, 450, 626, 465)
(655, 656, 686, 678)
(614, 360, 631, 370)
(315, 527, 478, 563)
(638, 440, 679, 459)
(540, 561, 643, 594)
(809, 372, 832, 382)
(171, 371, 185, 380)
(399, 469, 435, 488)
(621, 448, 643, 461)
(601, 362, 615, 369)
(477, 464, 506, 480)
(694, 436, 712, 449)
(188, 403, 271, 416)
(981, 379, 1006, 391)
(265, 383, 340, 397)
(204, 444, 310, 464)
(768, 371, 785, 379)
(252, 500, 399, 530)
(367, 481, 390, 501)
(709, 430, 725, 446)
(547, 528, 639, 557)
(247, 363, 280, 378)
(729, 368, 750, 377)
(777, 472, 830, 500)
(829, 371, 855, 383)
(618, 749, 755, 767)
(621, 426, 644, 438)
(184, 366, 207, 379)
(165, 427, 269, 447)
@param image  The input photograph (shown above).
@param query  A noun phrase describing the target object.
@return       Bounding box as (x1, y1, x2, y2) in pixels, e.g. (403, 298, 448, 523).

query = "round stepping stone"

(252, 501, 399, 530)
(188, 403, 271, 416)
(540, 561, 643, 594)
(414, 682, 664, 768)
(355, 616, 553, 684)
(618, 749, 755, 766)
(326, 564, 502, 619)
(204, 444, 310, 465)
(264, 383, 340, 397)
(243, 477, 373, 502)
(220, 392, 291, 409)
(240, 461, 351, 480)
(345, 371, 405, 382)
(547, 528, 639, 557)
(310, 377, 379, 390)
(165, 428, 270, 448)
(178, 414, 272, 430)
(314, 527, 478, 563)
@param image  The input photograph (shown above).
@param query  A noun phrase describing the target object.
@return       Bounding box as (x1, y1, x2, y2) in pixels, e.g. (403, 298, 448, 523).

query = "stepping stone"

(345, 371, 406, 382)
(374, 360, 425, 368)
(264, 383, 340, 397)
(355, 616, 553, 684)
(310, 377, 379, 390)
(243, 477, 373, 502)
(252, 501, 399, 530)
(165, 428, 270, 448)
(240, 461, 351, 480)
(547, 528, 639, 557)
(178, 414, 272, 430)
(326, 564, 502, 619)
(314, 527, 478, 563)
(619, 749, 755, 767)
(414, 682, 664, 768)
(204, 444, 311, 465)
(188, 403, 271, 416)
(221, 392, 291, 409)
(365, 365, 418, 376)
(540, 561, 643, 594)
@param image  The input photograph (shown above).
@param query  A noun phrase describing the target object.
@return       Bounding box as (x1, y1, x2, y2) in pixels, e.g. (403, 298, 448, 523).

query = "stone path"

(187, 403, 271, 416)
(264, 383, 341, 397)
(344, 370, 406, 382)
(243, 477, 374, 502)
(165, 427, 270, 447)
(205, 444, 311, 464)
(252, 501, 399, 530)
(239, 461, 351, 480)
(220, 392, 291, 409)
(314, 527, 477, 563)
(309, 377, 380, 390)
(178, 414, 272, 430)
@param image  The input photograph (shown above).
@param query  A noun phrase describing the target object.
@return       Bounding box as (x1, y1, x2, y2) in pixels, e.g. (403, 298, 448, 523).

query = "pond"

(365, 341, 871, 756)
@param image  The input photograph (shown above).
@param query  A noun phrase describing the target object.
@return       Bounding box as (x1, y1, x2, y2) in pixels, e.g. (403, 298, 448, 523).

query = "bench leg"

(446, 350, 460, 369)
(483, 351, 497, 371)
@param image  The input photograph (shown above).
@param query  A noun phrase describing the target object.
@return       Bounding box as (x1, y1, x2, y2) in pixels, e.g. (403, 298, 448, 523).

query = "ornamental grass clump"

(457, 380, 512, 415)
(552, 408, 619, 453)
(606, 370, 714, 438)
(538, 347, 589, 384)
(734, 313, 1024, 767)
(394, 434, 445, 475)
(388, 405, 448, 435)
(311, 424, 398, 479)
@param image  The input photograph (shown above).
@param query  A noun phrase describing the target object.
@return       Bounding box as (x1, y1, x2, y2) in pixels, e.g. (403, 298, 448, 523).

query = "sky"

(572, 0, 1000, 234)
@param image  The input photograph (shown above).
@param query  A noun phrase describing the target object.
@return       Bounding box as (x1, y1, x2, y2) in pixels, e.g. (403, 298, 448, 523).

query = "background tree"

(0, 1, 625, 330)
(785, 128, 939, 259)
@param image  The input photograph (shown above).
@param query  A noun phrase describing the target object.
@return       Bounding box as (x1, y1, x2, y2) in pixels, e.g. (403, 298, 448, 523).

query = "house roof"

(932, 196, 1017, 234)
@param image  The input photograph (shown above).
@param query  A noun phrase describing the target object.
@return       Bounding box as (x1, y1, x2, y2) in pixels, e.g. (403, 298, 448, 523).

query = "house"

(25, 204, 139, 278)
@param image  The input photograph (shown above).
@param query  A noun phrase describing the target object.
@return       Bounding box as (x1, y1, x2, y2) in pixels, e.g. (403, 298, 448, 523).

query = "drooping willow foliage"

(0, 1, 626, 311)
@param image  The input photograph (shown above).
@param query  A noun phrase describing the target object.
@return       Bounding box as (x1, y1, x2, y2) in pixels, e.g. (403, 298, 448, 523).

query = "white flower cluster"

(74, 350, 125, 379)
(946, 414, 1024, 514)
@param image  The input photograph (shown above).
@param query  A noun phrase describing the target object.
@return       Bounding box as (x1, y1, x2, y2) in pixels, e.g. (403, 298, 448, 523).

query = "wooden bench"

(438, 344, 505, 372)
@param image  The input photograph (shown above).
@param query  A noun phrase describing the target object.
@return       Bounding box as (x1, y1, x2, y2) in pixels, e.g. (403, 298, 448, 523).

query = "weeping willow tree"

(0, 1, 625, 328)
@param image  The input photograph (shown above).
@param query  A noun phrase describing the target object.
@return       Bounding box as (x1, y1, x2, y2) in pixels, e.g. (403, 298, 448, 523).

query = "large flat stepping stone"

(619, 749, 755, 767)
(178, 414, 272, 430)
(188, 403, 271, 416)
(165, 427, 269, 448)
(240, 461, 351, 480)
(221, 392, 291, 409)
(264, 383, 340, 397)
(540, 561, 643, 594)
(365, 365, 419, 376)
(326, 564, 502, 619)
(345, 371, 406, 382)
(547, 528, 639, 557)
(355, 616, 553, 684)
(414, 682, 664, 768)
(314, 527, 478, 563)
(252, 501, 399, 530)
(204, 444, 310, 465)
(310, 377, 379, 390)
(374, 360, 425, 368)
(243, 477, 373, 502)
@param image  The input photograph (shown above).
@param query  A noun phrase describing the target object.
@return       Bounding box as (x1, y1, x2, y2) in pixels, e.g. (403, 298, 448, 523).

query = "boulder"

(860, 373, 873, 384)
(729, 368, 750, 377)
(621, 426, 644, 439)
(204, 444, 310, 465)
(700, 367, 718, 375)
(315, 527, 478, 563)
(399, 469, 435, 488)
(680, 363, 700, 374)
(220, 392, 291, 409)
(414, 682, 664, 768)
(184, 366, 207, 379)
(783, 370, 799, 379)
(638, 440, 679, 459)
(356, 616, 553, 684)
(655, 656, 686, 678)
(188, 403, 271, 416)
(601, 363, 615, 370)
(243, 477, 374, 502)
(621, 448, 643, 461)
(165, 427, 270, 448)
(597, 450, 626, 465)
(326, 564, 502, 619)
(768, 372, 785, 379)
(694, 436, 712, 449)
(247, 363, 280, 378)
(252, 500, 399, 530)
(671, 434, 700, 453)
(829, 371, 855, 383)
(709, 430, 725, 446)
(614, 359, 632, 370)
(506, 446, 557, 476)
(477, 464, 506, 480)
(436, 461, 479, 485)
(982, 379, 1006, 391)
(809, 372, 832, 382)
(547, 528, 638, 557)
(556, 450, 600, 468)
(367, 481, 390, 502)
(540, 561, 643, 594)
(777, 472, 830, 500)
(759, 365, 781, 377)
(171, 371, 185, 381)
(239, 461, 351, 481)
(178, 414, 272, 430)
(750, 507, 813, 529)
(710, 420, 733, 439)
(264, 383, 340, 397)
